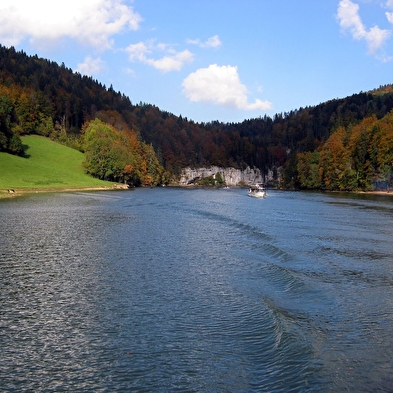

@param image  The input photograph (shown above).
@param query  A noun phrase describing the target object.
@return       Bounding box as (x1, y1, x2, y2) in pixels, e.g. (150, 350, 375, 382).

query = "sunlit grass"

(0, 135, 113, 191)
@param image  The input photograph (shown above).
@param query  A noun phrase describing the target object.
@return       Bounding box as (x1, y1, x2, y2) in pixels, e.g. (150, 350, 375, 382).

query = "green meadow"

(0, 135, 113, 194)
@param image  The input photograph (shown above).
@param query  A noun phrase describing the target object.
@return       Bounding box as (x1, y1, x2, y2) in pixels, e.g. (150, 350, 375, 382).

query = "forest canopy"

(1, 44, 393, 190)
(307, 112, 393, 191)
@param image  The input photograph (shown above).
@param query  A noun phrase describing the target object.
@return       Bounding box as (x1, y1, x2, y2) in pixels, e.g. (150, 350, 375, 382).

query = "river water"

(0, 188, 392, 392)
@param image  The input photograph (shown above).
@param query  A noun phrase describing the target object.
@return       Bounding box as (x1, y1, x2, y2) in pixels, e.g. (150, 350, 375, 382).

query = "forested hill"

(1, 44, 393, 190)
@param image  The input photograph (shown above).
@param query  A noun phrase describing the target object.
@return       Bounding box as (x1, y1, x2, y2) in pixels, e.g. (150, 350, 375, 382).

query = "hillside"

(1, 44, 393, 190)
(0, 136, 113, 193)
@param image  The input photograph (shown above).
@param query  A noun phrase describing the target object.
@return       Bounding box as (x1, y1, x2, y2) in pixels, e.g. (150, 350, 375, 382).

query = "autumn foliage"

(82, 119, 163, 186)
(1, 44, 393, 190)
(295, 113, 393, 190)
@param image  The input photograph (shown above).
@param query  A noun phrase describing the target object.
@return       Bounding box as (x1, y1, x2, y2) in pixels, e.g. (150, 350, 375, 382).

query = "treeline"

(1, 44, 393, 189)
(0, 44, 132, 151)
(292, 112, 393, 190)
(0, 45, 165, 185)
(130, 89, 393, 189)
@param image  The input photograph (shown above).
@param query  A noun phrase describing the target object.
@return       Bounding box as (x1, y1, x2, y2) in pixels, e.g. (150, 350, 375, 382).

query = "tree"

(348, 116, 377, 190)
(297, 151, 321, 189)
(215, 172, 225, 186)
(82, 118, 164, 185)
(0, 95, 12, 150)
(0, 95, 24, 154)
(83, 119, 129, 181)
(283, 151, 299, 189)
(319, 127, 354, 190)
(373, 111, 393, 189)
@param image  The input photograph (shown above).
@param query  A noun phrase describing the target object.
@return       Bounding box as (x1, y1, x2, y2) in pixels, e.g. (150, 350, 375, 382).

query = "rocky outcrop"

(112, 183, 129, 189)
(178, 166, 264, 186)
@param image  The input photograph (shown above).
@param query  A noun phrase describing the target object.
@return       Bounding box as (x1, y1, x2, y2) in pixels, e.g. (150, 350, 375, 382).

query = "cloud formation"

(76, 56, 105, 76)
(182, 64, 272, 111)
(126, 41, 194, 73)
(187, 35, 222, 48)
(386, 0, 393, 24)
(0, 0, 142, 50)
(337, 0, 391, 55)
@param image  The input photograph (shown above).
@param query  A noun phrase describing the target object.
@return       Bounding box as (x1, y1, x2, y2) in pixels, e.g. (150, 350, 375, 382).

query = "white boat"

(247, 183, 266, 198)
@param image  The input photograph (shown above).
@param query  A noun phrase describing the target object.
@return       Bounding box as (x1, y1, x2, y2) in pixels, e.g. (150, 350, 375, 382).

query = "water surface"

(1, 188, 392, 392)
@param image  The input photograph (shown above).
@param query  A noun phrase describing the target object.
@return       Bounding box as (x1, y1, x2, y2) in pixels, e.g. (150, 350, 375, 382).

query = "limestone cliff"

(178, 166, 265, 186)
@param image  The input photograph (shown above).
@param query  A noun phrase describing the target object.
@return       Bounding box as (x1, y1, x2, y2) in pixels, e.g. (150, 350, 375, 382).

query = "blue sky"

(1, 0, 393, 123)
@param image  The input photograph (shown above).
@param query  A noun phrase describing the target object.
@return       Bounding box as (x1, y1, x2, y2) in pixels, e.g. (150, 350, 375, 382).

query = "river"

(0, 188, 392, 392)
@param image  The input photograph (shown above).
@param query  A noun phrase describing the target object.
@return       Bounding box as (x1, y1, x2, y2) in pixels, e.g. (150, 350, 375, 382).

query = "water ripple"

(1, 189, 393, 392)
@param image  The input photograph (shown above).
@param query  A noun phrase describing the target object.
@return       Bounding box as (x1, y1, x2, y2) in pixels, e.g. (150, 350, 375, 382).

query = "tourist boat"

(247, 183, 266, 198)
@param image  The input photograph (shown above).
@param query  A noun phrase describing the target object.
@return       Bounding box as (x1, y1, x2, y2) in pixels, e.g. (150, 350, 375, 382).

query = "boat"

(247, 183, 266, 198)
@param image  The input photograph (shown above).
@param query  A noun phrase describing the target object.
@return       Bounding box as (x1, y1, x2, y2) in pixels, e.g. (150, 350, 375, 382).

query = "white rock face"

(178, 166, 264, 186)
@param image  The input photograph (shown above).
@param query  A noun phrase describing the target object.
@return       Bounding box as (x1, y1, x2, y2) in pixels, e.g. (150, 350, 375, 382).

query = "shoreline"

(2, 186, 393, 200)
(0, 185, 130, 199)
(355, 190, 391, 195)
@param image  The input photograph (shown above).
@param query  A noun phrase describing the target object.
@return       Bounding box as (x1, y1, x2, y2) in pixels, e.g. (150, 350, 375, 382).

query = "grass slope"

(0, 135, 113, 192)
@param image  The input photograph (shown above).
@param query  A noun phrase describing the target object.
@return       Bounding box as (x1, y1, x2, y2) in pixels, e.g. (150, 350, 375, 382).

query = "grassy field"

(0, 135, 113, 195)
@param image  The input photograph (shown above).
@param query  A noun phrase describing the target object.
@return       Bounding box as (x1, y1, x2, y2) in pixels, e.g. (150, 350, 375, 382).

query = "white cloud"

(126, 41, 152, 62)
(0, 0, 142, 50)
(386, 0, 393, 24)
(337, 0, 391, 55)
(145, 50, 194, 73)
(76, 56, 105, 76)
(124, 68, 136, 77)
(204, 35, 222, 48)
(187, 35, 222, 48)
(182, 64, 272, 111)
(125, 41, 194, 73)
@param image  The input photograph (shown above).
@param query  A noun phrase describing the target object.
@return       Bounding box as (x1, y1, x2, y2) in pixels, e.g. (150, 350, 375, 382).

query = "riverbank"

(0, 136, 117, 197)
(0, 185, 131, 199)
(2, 186, 393, 200)
(353, 190, 392, 196)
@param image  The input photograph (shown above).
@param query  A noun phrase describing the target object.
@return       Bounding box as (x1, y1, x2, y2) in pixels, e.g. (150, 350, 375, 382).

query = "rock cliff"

(178, 166, 265, 186)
